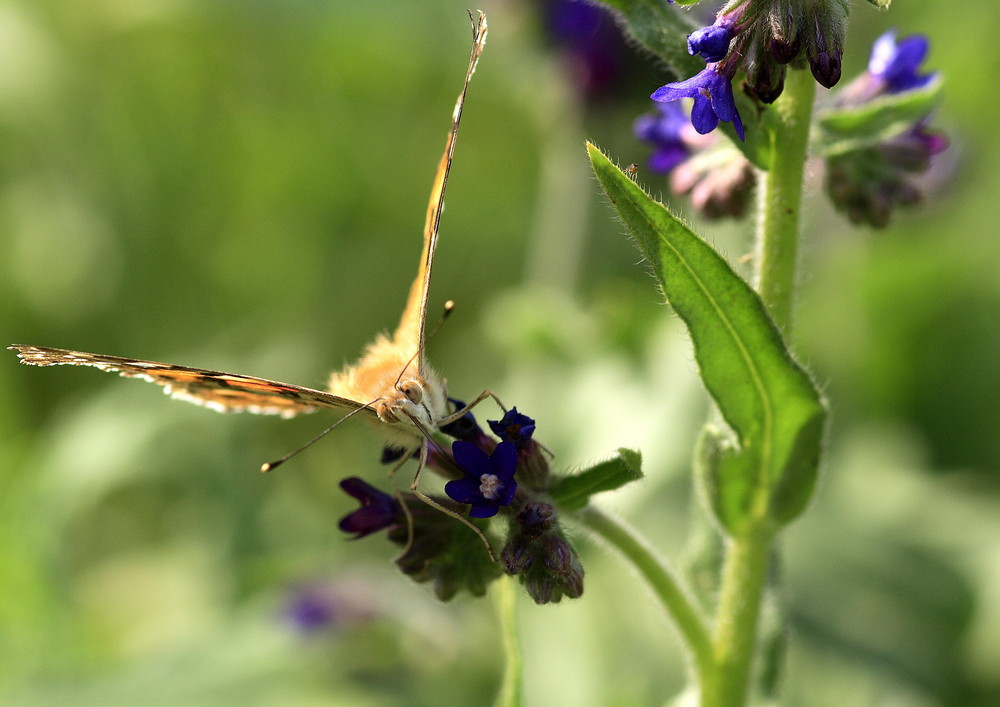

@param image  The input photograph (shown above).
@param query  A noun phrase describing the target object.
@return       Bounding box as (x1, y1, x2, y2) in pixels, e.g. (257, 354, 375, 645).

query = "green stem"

(493, 575, 523, 707)
(703, 68, 816, 707)
(577, 506, 714, 683)
(702, 531, 774, 707)
(755, 67, 816, 332)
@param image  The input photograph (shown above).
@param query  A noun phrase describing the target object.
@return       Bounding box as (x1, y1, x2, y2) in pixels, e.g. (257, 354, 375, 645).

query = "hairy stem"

(755, 68, 816, 332)
(702, 530, 774, 707)
(705, 68, 817, 707)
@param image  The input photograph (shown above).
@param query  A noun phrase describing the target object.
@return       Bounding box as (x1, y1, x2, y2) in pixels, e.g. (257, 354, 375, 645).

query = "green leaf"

(591, 0, 702, 79)
(817, 77, 942, 155)
(588, 144, 826, 534)
(550, 448, 643, 512)
(867, 0, 892, 8)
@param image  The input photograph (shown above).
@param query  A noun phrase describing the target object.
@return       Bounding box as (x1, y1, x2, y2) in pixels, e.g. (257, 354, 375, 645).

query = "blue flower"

(652, 65, 744, 141)
(284, 586, 338, 632)
(338, 478, 399, 538)
(445, 440, 518, 518)
(687, 23, 734, 63)
(634, 101, 690, 174)
(488, 408, 537, 447)
(868, 30, 935, 94)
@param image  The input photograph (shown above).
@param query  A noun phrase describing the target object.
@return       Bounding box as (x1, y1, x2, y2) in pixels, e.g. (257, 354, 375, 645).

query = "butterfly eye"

(400, 380, 424, 405)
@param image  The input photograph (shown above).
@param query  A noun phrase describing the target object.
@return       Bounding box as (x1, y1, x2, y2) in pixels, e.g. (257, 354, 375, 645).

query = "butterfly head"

(373, 374, 447, 434)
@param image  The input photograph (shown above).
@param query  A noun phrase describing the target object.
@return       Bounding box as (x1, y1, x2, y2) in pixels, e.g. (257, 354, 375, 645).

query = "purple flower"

(338, 478, 399, 538)
(284, 586, 338, 632)
(687, 23, 734, 63)
(445, 440, 518, 518)
(652, 65, 744, 142)
(635, 101, 691, 174)
(488, 408, 537, 447)
(868, 30, 935, 94)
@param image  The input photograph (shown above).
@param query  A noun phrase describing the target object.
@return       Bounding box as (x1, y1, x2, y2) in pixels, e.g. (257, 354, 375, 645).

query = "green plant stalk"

(755, 67, 816, 332)
(702, 529, 774, 706)
(577, 506, 714, 683)
(705, 68, 817, 707)
(493, 575, 523, 707)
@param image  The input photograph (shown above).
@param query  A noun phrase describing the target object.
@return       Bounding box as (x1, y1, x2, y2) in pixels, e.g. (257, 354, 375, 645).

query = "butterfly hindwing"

(8, 345, 371, 419)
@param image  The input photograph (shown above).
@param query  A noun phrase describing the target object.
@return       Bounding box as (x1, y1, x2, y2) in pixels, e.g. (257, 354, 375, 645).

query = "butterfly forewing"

(8, 345, 369, 419)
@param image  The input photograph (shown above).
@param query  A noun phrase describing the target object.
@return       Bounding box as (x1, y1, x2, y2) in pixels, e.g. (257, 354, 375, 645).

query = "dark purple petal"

(338, 478, 398, 538)
(649, 145, 688, 174)
(490, 440, 518, 481)
(469, 500, 502, 519)
(868, 30, 934, 93)
(452, 440, 490, 476)
(444, 476, 486, 505)
(690, 94, 721, 134)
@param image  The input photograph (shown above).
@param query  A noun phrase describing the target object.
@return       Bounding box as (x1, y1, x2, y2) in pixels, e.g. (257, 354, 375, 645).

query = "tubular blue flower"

(634, 101, 690, 174)
(687, 23, 735, 63)
(338, 478, 400, 538)
(868, 30, 935, 94)
(488, 408, 536, 447)
(445, 440, 518, 518)
(652, 65, 745, 142)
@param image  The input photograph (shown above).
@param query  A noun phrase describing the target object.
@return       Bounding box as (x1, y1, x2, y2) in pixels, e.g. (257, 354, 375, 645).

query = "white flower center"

(479, 473, 501, 500)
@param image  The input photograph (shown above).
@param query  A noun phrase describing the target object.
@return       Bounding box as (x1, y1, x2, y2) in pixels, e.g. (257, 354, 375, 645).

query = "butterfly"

(11, 12, 492, 486)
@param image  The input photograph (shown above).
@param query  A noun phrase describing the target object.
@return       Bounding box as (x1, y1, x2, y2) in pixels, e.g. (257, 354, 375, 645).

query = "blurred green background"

(2, 0, 998, 704)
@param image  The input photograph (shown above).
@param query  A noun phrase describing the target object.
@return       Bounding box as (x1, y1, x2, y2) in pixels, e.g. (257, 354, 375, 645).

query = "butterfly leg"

(408, 441, 497, 562)
(438, 389, 507, 426)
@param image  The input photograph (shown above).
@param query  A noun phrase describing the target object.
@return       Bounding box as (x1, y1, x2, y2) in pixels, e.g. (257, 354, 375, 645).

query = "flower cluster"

(635, 101, 756, 219)
(337, 404, 585, 603)
(824, 30, 948, 227)
(652, 0, 850, 140)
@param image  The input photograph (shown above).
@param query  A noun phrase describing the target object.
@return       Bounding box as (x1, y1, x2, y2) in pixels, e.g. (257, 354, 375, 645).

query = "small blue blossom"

(284, 586, 338, 633)
(868, 30, 935, 94)
(652, 65, 744, 142)
(634, 101, 690, 174)
(687, 23, 734, 63)
(338, 477, 399, 538)
(488, 408, 537, 447)
(445, 440, 518, 518)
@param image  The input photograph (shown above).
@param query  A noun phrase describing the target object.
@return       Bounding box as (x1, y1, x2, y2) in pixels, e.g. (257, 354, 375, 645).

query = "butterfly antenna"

(260, 399, 381, 472)
(393, 300, 455, 390)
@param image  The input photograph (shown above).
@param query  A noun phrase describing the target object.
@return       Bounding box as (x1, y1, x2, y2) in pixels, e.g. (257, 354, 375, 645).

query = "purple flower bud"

(488, 408, 536, 447)
(748, 59, 786, 104)
(810, 45, 843, 89)
(805, 2, 847, 89)
(687, 23, 734, 63)
(338, 478, 400, 539)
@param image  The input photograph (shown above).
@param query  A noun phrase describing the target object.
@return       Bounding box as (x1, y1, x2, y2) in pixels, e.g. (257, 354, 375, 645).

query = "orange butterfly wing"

(8, 345, 367, 419)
